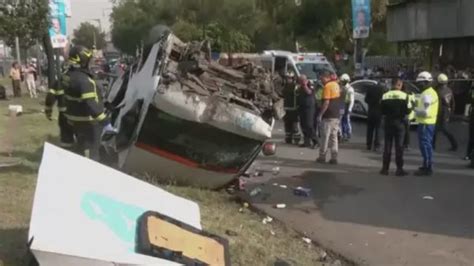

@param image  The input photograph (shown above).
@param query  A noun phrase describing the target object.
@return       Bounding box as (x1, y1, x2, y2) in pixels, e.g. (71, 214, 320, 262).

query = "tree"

(0, 0, 49, 50)
(72, 22, 106, 50)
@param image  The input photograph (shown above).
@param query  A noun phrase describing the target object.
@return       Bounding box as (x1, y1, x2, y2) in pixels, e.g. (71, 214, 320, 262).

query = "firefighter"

(380, 78, 410, 176)
(45, 65, 75, 149)
(297, 75, 316, 148)
(64, 45, 112, 161)
(414, 71, 439, 176)
(340, 74, 354, 142)
(282, 72, 301, 144)
(465, 85, 474, 168)
(433, 73, 458, 151)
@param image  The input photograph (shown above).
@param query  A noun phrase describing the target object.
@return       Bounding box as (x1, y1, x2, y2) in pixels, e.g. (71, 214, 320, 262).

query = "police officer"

(380, 78, 410, 176)
(465, 86, 474, 167)
(433, 73, 458, 151)
(45, 66, 75, 149)
(297, 75, 316, 148)
(64, 45, 111, 161)
(340, 74, 354, 142)
(414, 71, 439, 176)
(365, 81, 385, 151)
(282, 72, 301, 145)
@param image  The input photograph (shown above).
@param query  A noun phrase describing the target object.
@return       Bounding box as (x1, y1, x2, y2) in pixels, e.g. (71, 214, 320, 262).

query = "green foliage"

(111, 0, 392, 56)
(0, 0, 49, 49)
(72, 22, 106, 50)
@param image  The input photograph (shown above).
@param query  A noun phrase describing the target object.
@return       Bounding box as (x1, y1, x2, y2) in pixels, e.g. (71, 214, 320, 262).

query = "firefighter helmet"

(68, 45, 93, 69)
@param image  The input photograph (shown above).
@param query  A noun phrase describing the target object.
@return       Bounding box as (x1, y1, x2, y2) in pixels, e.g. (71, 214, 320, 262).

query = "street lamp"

(89, 18, 102, 50)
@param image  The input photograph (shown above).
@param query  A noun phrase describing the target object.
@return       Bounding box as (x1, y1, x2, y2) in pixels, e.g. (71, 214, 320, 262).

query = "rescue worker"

(380, 78, 410, 176)
(414, 71, 439, 176)
(64, 45, 111, 161)
(340, 74, 354, 142)
(433, 73, 458, 151)
(403, 88, 416, 150)
(314, 81, 324, 143)
(297, 75, 316, 148)
(45, 65, 75, 149)
(465, 86, 474, 167)
(365, 81, 385, 151)
(282, 72, 301, 144)
(317, 71, 342, 164)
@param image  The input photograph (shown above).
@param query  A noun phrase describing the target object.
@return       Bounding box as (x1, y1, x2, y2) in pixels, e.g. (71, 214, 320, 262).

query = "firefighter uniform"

(380, 88, 410, 176)
(283, 78, 301, 144)
(414, 72, 439, 176)
(65, 46, 109, 161)
(45, 70, 75, 148)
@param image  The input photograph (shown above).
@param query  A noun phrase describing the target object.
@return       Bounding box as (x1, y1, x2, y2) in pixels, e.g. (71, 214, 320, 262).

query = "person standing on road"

(24, 63, 38, 98)
(64, 45, 112, 161)
(9, 62, 22, 97)
(313, 82, 324, 146)
(402, 88, 416, 150)
(414, 71, 439, 176)
(297, 75, 316, 148)
(340, 74, 354, 142)
(380, 78, 410, 176)
(433, 74, 458, 151)
(317, 71, 342, 164)
(465, 86, 474, 167)
(365, 82, 385, 151)
(282, 72, 301, 145)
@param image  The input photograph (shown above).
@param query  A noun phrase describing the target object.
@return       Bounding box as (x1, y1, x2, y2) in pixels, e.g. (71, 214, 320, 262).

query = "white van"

(261, 50, 336, 81)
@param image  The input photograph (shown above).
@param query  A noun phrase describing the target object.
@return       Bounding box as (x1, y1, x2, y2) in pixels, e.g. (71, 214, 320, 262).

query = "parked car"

(350, 79, 420, 124)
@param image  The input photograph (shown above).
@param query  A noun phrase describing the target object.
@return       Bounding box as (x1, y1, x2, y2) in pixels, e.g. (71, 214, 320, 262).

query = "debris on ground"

(272, 166, 281, 175)
(302, 237, 312, 244)
(225, 229, 239, 237)
(249, 187, 262, 197)
(293, 186, 311, 197)
(422, 195, 435, 200)
(275, 204, 287, 209)
(262, 216, 274, 224)
(279, 184, 288, 189)
(377, 231, 386, 235)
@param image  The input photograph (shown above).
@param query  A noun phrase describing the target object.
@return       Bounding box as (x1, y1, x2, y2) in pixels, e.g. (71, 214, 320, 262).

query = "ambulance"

(261, 50, 336, 81)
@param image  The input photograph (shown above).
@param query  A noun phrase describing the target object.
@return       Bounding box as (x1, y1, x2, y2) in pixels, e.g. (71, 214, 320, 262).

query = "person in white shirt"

(24, 63, 37, 98)
(340, 74, 355, 141)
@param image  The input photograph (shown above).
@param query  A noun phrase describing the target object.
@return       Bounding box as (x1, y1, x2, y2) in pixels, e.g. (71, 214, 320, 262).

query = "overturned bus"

(103, 31, 283, 189)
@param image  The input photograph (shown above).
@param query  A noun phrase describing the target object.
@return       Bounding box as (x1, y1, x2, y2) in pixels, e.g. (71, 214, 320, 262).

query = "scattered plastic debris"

(302, 237, 312, 244)
(377, 231, 386, 235)
(279, 184, 288, 189)
(270, 230, 276, 236)
(293, 186, 311, 197)
(238, 208, 244, 213)
(275, 204, 286, 209)
(318, 250, 328, 261)
(243, 202, 249, 208)
(249, 187, 262, 197)
(272, 183, 279, 186)
(262, 216, 274, 224)
(272, 167, 280, 175)
(254, 171, 264, 177)
(422, 195, 434, 200)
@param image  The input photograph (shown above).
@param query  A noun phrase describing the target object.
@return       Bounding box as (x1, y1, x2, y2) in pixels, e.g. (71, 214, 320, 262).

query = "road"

(242, 120, 474, 266)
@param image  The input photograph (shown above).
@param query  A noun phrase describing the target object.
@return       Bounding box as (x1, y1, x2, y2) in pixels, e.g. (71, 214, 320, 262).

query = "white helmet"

(340, 73, 351, 82)
(437, 73, 448, 84)
(416, 71, 433, 82)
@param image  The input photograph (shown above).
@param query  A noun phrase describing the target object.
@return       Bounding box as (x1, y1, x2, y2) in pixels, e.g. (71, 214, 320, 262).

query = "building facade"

(387, 0, 474, 68)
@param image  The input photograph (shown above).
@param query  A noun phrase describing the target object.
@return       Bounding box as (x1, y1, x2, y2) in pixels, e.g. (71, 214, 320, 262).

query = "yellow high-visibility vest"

(416, 87, 439, 125)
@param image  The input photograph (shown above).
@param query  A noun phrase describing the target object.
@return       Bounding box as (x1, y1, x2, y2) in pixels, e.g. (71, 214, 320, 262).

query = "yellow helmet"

(437, 73, 448, 84)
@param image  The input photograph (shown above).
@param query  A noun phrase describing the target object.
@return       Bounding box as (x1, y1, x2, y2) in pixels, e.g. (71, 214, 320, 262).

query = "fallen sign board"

(29, 143, 211, 265)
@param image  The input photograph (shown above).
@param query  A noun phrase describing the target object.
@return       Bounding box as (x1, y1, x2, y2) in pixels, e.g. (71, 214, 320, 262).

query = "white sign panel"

(29, 143, 201, 265)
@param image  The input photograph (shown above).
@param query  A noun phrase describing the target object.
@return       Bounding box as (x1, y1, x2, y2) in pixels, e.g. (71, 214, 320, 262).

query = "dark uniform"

(433, 84, 458, 151)
(45, 70, 75, 148)
(65, 46, 109, 161)
(466, 88, 474, 167)
(298, 80, 316, 147)
(380, 89, 410, 175)
(365, 84, 385, 151)
(283, 78, 301, 144)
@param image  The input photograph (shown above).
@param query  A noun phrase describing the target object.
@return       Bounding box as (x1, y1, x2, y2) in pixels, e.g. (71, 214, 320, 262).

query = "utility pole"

(15, 36, 20, 64)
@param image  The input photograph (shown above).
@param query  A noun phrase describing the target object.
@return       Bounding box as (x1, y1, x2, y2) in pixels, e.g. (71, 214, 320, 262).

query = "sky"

(66, 0, 113, 36)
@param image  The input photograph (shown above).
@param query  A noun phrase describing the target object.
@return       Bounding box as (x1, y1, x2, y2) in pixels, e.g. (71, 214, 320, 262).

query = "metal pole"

(15, 36, 20, 63)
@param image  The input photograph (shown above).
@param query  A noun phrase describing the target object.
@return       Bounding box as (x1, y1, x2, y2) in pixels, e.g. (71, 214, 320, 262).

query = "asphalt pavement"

(243, 120, 473, 266)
